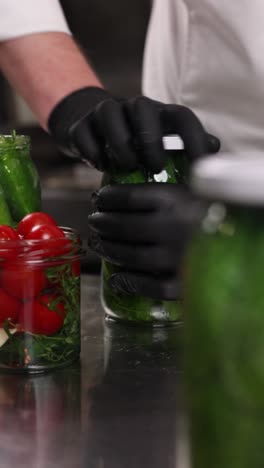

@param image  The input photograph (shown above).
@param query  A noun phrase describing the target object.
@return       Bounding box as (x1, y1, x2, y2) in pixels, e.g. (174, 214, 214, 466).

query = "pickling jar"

(0, 227, 82, 373)
(101, 146, 188, 326)
(0, 134, 41, 225)
(185, 155, 264, 468)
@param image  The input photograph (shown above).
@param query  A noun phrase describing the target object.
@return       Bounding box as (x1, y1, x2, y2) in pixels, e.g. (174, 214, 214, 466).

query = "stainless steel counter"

(0, 275, 188, 468)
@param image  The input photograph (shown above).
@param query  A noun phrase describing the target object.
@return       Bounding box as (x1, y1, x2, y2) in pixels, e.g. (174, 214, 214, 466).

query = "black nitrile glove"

(48, 86, 220, 172)
(88, 184, 207, 300)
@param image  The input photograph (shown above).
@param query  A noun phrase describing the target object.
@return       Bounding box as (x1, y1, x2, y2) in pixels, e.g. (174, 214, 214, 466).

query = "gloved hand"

(88, 184, 207, 300)
(48, 86, 220, 172)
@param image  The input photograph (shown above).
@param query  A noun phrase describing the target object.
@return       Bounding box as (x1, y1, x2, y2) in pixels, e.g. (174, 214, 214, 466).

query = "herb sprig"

(0, 262, 80, 367)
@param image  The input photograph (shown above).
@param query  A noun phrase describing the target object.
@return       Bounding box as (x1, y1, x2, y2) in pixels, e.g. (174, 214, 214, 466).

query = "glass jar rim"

(191, 153, 264, 206)
(0, 134, 30, 143)
(0, 226, 86, 266)
(0, 134, 30, 152)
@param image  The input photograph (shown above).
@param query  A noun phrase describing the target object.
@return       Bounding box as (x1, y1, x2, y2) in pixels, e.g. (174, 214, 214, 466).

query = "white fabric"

(192, 155, 264, 204)
(143, 0, 264, 156)
(0, 0, 70, 41)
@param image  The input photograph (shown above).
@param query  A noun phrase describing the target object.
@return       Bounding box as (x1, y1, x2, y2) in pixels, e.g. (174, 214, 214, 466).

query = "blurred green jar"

(0, 133, 41, 225)
(185, 155, 264, 468)
(101, 146, 188, 326)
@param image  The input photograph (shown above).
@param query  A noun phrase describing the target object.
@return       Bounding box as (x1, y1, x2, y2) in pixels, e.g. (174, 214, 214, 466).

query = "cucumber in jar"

(101, 150, 188, 326)
(0, 133, 41, 223)
(185, 155, 264, 468)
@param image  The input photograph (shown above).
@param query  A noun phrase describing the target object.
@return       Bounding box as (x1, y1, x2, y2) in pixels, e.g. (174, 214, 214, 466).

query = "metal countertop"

(0, 275, 187, 468)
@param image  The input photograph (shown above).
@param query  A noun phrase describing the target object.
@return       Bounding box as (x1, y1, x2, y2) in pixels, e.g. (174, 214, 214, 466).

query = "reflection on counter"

(0, 370, 81, 468)
(82, 320, 188, 468)
(0, 276, 188, 468)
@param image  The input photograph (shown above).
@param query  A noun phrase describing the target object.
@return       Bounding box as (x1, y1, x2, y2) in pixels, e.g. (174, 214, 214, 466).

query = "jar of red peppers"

(0, 220, 83, 373)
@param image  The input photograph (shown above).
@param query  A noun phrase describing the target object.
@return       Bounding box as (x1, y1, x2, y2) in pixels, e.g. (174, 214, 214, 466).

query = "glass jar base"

(105, 313, 181, 328)
(102, 296, 181, 328)
(0, 355, 80, 374)
(100, 275, 183, 327)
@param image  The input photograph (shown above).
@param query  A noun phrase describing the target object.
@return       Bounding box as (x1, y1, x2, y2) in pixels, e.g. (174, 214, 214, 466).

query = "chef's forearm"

(0, 32, 103, 129)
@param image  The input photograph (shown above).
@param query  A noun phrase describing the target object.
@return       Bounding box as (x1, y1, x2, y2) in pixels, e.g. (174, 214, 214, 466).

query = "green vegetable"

(103, 150, 188, 186)
(101, 150, 188, 325)
(0, 182, 13, 225)
(102, 260, 182, 324)
(0, 133, 41, 223)
(185, 208, 264, 467)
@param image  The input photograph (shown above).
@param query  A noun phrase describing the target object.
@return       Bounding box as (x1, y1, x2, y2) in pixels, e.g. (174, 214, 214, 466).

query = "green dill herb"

(0, 261, 80, 368)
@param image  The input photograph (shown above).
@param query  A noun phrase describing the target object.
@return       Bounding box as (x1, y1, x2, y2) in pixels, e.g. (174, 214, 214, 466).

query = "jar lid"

(191, 153, 264, 205)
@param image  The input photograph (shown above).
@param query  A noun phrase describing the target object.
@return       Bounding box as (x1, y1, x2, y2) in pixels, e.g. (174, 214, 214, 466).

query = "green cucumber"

(101, 151, 188, 324)
(0, 134, 41, 222)
(185, 209, 264, 467)
(0, 182, 13, 225)
(103, 150, 187, 186)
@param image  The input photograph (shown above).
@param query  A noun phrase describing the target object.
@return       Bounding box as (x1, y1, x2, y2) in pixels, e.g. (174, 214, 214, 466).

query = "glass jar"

(101, 149, 188, 326)
(185, 155, 264, 468)
(0, 227, 83, 373)
(0, 134, 41, 225)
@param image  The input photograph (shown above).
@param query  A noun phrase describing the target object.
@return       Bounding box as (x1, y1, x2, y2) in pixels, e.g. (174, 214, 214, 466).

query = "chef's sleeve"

(0, 0, 70, 41)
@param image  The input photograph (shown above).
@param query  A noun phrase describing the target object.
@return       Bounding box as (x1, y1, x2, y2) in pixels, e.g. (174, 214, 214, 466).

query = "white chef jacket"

(0, 0, 70, 41)
(143, 0, 264, 155)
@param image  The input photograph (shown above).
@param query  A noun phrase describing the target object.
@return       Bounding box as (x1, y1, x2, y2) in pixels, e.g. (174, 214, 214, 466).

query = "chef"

(4, 0, 258, 299)
(88, 1, 264, 299)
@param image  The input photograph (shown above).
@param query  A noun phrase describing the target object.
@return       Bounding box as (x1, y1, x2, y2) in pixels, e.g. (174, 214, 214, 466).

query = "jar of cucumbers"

(101, 148, 188, 326)
(0, 133, 41, 225)
(185, 155, 264, 468)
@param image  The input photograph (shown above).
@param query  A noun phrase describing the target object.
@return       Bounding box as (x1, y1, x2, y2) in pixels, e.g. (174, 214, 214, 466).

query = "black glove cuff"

(48, 86, 111, 156)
